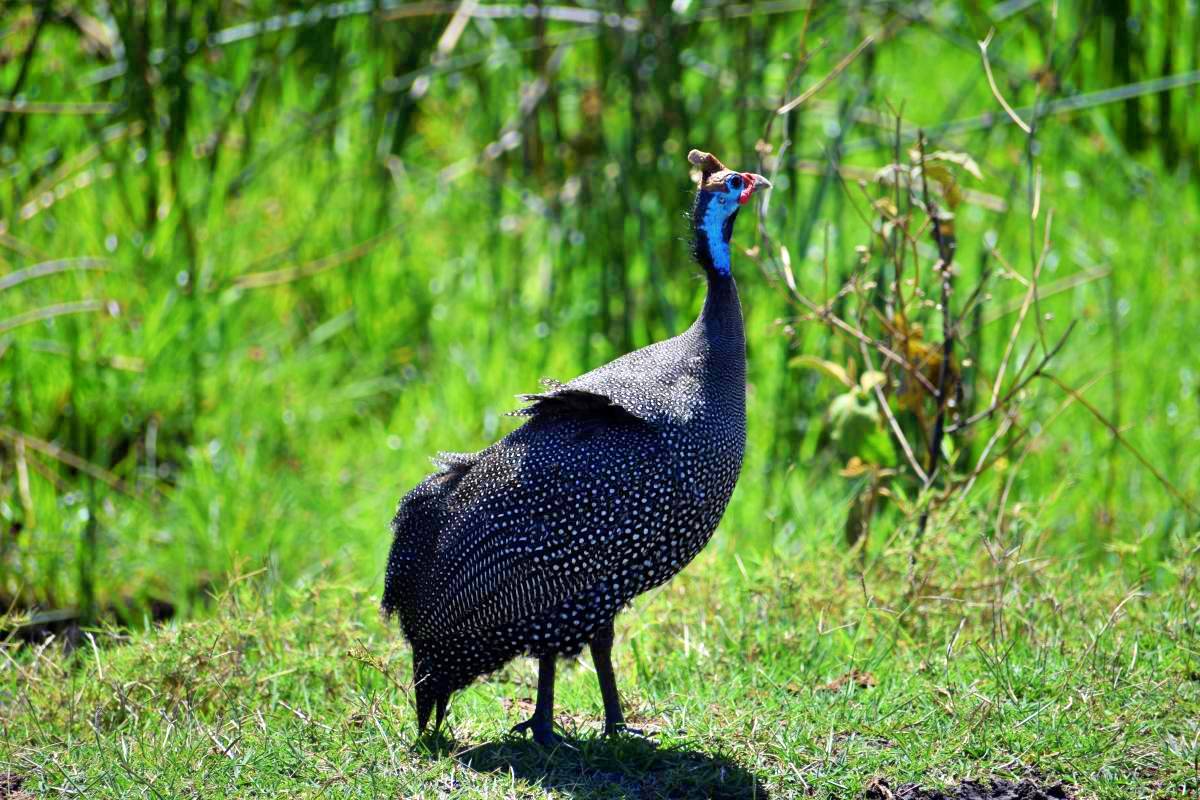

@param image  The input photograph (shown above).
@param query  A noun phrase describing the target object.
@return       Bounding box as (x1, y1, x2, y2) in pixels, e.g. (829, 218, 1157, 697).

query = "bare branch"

(948, 319, 1076, 434)
(860, 342, 929, 484)
(988, 211, 1053, 414)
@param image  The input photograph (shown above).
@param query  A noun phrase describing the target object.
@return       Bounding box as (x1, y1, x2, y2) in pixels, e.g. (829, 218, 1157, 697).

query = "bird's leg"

(591, 621, 644, 737)
(510, 655, 561, 746)
(414, 671, 441, 737)
(434, 692, 449, 732)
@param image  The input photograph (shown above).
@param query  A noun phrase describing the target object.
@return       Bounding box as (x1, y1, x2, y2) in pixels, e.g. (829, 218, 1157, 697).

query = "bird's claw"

(510, 717, 561, 747)
(605, 721, 652, 739)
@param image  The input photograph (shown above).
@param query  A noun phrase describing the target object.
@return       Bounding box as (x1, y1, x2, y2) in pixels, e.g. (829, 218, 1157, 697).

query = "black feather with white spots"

(383, 168, 750, 731)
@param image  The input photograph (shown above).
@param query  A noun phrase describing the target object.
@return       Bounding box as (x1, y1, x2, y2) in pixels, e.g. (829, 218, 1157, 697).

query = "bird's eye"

(728, 175, 743, 191)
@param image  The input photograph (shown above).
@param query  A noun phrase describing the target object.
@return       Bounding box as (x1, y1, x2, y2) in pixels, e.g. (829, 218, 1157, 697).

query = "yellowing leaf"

(840, 457, 870, 478)
(859, 370, 886, 393)
(922, 163, 954, 187)
(790, 355, 854, 388)
(929, 149, 983, 180)
(873, 197, 898, 218)
(910, 149, 983, 180)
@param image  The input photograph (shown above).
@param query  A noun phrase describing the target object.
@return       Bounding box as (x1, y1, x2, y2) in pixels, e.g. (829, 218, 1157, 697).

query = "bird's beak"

(748, 173, 772, 191)
(738, 173, 773, 204)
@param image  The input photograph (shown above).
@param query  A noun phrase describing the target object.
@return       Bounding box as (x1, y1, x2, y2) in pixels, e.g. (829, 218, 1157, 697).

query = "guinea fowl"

(382, 149, 770, 745)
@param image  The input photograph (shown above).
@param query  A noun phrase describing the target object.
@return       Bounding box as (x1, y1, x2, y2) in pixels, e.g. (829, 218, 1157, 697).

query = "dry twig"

(978, 29, 1032, 134)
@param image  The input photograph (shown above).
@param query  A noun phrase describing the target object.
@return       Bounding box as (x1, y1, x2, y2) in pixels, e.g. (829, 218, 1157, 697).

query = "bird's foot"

(604, 721, 652, 739)
(510, 716, 561, 747)
(412, 728, 455, 755)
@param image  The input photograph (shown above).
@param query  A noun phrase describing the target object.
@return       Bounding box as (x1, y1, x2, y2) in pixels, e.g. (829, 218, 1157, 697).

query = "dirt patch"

(864, 776, 1072, 800)
(0, 771, 34, 800)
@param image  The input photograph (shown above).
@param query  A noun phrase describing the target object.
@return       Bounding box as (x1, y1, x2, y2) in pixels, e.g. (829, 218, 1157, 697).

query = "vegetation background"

(1, 1, 1198, 798)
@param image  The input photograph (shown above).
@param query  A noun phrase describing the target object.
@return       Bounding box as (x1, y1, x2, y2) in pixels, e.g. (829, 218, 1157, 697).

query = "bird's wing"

(509, 378, 647, 427)
(412, 410, 670, 639)
(520, 329, 703, 425)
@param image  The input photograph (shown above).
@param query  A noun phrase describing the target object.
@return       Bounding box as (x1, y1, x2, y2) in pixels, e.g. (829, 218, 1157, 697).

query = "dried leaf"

(873, 163, 906, 187)
(780, 245, 796, 293)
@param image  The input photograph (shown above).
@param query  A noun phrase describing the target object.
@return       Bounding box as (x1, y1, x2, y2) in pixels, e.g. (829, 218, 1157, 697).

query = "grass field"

(4, 541, 1197, 798)
(2, 2, 1199, 797)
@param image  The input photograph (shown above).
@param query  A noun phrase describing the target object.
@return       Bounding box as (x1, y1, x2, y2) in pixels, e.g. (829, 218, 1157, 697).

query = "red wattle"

(738, 173, 755, 204)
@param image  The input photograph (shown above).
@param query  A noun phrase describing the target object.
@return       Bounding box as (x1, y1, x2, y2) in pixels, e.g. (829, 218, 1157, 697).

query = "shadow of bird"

(455, 735, 770, 799)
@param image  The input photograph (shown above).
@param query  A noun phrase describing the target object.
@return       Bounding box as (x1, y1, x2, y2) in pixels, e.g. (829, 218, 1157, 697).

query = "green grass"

(3, 3, 1200, 797)
(2, 2, 1198, 613)
(3, 537, 1197, 798)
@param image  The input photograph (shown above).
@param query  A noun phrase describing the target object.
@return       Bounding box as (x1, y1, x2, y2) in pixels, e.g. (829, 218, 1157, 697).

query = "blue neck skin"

(692, 191, 738, 279)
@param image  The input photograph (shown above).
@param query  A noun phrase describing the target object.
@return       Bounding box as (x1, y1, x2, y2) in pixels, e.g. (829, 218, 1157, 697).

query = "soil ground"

(865, 777, 1072, 800)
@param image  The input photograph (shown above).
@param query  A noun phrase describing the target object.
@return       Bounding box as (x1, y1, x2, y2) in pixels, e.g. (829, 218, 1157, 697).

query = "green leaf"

(860, 425, 897, 467)
(829, 390, 894, 466)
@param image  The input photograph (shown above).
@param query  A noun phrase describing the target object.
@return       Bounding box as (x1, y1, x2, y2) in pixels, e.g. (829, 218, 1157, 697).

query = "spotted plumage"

(382, 149, 771, 744)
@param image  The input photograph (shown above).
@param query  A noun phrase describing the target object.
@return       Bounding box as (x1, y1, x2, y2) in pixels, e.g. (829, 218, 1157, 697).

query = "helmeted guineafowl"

(382, 148, 770, 745)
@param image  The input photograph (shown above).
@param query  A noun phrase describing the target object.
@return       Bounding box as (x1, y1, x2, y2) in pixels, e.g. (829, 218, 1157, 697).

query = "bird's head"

(688, 149, 771, 278)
